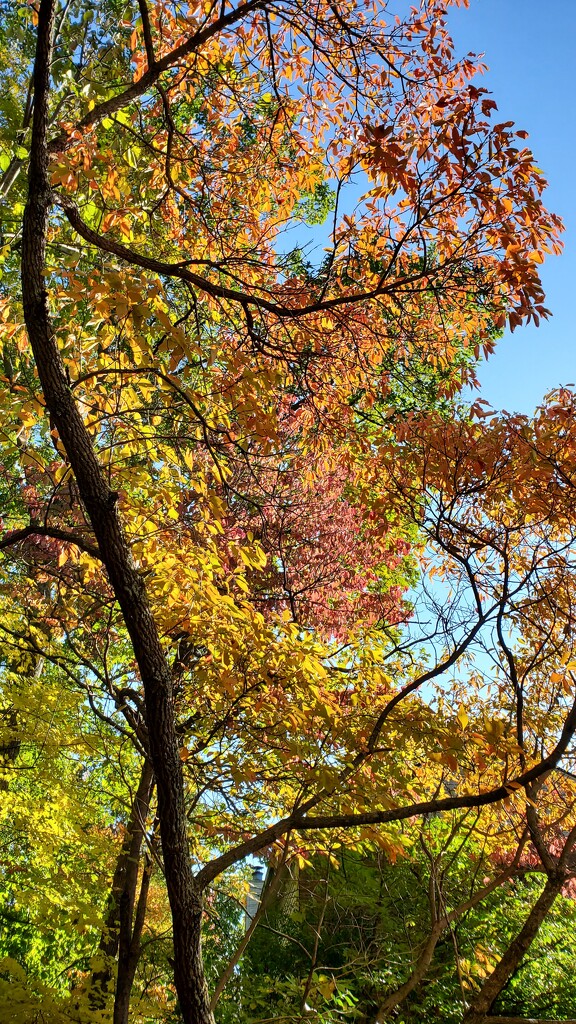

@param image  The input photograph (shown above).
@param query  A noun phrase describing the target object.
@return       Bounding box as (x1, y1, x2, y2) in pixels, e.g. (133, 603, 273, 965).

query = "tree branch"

(47, 0, 270, 156)
(0, 524, 100, 559)
(58, 195, 442, 320)
(195, 694, 576, 888)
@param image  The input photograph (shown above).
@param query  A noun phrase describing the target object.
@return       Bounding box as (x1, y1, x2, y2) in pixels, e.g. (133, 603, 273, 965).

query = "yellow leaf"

(457, 707, 469, 730)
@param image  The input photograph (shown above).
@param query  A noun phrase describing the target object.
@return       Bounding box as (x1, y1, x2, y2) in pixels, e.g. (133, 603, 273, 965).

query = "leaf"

(457, 707, 469, 730)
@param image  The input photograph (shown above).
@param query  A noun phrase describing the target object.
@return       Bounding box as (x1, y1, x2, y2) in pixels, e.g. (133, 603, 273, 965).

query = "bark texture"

(21, 4, 214, 1021)
(462, 876, 564, 1024)
(90, 760, 153, 1014)
(113, 852, 154, 1024)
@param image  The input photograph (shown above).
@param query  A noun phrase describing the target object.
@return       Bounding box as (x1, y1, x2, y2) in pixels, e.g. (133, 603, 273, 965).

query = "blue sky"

(448, 0, 576, 414)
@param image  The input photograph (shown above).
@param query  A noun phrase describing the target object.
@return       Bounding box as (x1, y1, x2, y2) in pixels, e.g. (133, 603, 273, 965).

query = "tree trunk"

(89, 759, 154, 1011)
(0, 657, 43, 791)
(373, 856, 525, 1022)
(374, 922, 443, 1021)
(22, 4, 214, 1021)
(113, 854, 153, 1024)
(0, 707, 20, 792)
(462, 876, 564, 1024)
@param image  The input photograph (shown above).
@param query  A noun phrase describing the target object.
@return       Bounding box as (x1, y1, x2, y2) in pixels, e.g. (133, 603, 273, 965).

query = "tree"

(232, 770, 576, 1024)
(0, 0, 572, 1021)
(463, 770, 576, 1024)
(236, 813, 528, 1023)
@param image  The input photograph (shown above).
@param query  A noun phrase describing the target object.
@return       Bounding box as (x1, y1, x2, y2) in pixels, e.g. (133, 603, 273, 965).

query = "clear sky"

(448, 0, 576, 414)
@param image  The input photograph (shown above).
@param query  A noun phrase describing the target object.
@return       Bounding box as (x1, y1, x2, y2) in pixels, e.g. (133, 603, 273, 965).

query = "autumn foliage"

(0, 0, 574, 1021)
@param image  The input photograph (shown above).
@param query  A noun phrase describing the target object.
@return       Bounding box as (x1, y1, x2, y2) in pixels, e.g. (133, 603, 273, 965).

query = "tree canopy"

(0, 1, 574, 1022)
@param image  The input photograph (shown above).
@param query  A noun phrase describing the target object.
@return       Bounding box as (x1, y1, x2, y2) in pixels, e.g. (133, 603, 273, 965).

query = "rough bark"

(462, 876, 564, 1024)
(90, 759, 154, 1010)
(113, 853, 154, 1024)
(22, 4, 214, 1021)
